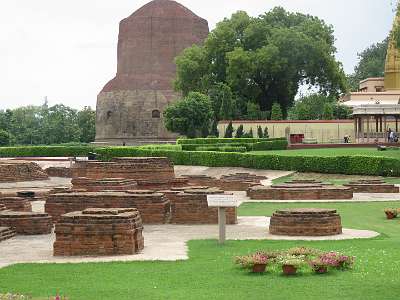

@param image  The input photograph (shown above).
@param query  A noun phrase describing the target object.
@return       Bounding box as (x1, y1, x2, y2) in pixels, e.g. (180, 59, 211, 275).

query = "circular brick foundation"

(269, 208, 342, 236)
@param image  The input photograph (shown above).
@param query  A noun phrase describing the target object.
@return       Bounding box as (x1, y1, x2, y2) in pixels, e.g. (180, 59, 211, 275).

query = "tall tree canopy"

(175, 7, 347, 117)
(347, 38, 389, 91)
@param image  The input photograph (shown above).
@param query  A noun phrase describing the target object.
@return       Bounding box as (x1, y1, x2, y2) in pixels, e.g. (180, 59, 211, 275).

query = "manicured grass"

(0, 201, 400, 299)
(251, 147, 400, 158)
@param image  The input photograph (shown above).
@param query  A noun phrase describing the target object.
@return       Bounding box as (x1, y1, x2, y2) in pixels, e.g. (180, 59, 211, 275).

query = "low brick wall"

(72, 177, 138, 192)
(344, 180, 399, 193)
(71, 157, 175, 181)
(45, 167, 72, 178)
(54, 208, 144, 256)
(269, 208, 342, 236)
(0, 227, 16, 242)
(136, 178, 189, 190)
(0, 211, 52, 235)
(45, 191, 170, 224)
(0, 203, 7, 212)
(247, 183, 353, 200)
(168, 188, 237, 224)
(0, 161, 49, 182)
(0, 197, 32, 212)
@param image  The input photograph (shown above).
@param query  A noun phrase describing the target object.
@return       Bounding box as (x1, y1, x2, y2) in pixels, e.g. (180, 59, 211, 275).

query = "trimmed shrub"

(182, 143, 254, 151)
(0, 146, 96, 157)
(95, 147, 400, 177)
(252, 140, 288, 151)
(196, 146, 247, 153)
(177, 137, 286, 145)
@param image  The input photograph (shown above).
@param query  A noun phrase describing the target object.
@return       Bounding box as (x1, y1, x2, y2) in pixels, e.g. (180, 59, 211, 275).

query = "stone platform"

(0, 197, 32, 212)
(0, 227, 16, 242)
(0, 211, 52, 235)
(72, 157, 175, 181)
(54, 208, 144, 256)
(269, 208, 342, 236)
(45, 191, 170, 224)
(0, 161, 49, 182)
(247, 183, 353, 200)
(71, 177, 138, 192)
(344, 180, 399, 193)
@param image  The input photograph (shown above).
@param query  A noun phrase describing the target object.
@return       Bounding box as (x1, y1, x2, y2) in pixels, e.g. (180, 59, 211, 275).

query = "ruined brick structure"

(247, 183, 353, 200)
(344, 179, 399, 193)
(0, 227, 16, 242)
(0, 211, 52, 235)
(45, 167, 72, 178)
(72, 177, 139, 192)
(45, 191, 170, 224)
(95, 0, 209, 145)
(269, 208, 342, 236)
(0, 197, 32, 212)
(0, 161, 48, 182)
(54, 208, 144, 256)
(72, 157, 175, 181)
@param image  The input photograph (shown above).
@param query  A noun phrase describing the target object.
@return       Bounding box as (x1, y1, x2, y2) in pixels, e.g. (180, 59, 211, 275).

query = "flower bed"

(234, 247, 355, 275)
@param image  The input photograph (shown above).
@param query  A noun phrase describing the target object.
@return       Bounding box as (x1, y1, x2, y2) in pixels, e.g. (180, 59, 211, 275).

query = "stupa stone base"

(344, 180, 399, 193)
(247, 183, 353, 200)
(45, 191, 170, 224)
(269, 208, 342, 236)
(54, 208, 144, 256)
(0, 211, 52, 235)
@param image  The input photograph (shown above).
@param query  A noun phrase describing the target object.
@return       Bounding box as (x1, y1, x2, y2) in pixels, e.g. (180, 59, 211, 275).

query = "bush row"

(196, 146, 247, 153)
(95, 147, 400, 177)
(252, 140, 289, 151)
(0, 146, 96, 157)
(177, 137, 286, 145)
(182, 140, 288, 151)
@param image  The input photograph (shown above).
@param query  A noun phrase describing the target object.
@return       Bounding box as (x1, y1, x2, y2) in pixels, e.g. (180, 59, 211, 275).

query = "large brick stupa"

(95, 0, 209, 145)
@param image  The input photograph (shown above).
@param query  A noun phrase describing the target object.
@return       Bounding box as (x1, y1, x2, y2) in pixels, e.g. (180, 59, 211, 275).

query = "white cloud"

(0, 0, 394, 110)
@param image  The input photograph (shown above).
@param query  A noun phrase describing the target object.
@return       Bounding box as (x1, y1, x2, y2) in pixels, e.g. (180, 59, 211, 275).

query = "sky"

(0, 0, 395, 110)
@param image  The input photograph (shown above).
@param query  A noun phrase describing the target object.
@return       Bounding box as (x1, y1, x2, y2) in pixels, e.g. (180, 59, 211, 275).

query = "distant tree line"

(0, 103, 96, 146)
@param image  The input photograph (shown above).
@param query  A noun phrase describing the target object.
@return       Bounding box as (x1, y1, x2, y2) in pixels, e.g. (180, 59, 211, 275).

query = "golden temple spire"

(385, 2, 400, 90)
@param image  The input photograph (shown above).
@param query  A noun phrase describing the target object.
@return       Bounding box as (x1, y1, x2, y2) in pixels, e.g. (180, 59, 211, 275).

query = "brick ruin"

(54, 208, 144, 256)
(0, 161, 49, 182)
(166, 187, 237, 224)
(247, 183, 353, 200)
(344, 179, 399, 193)
(269, 208, 342, 236)
(45, 167, 72, 178)
(0, 211, 52, 235)
(0, 226, 16, 242)
(45, 191, 170, 224)
(180, 172, 267, 191)
(72, 177, 138, 192)
(0, 197, 32, 212)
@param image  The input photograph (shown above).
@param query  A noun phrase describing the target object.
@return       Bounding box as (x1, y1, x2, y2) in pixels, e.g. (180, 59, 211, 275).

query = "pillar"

(367, 116, 370, 143)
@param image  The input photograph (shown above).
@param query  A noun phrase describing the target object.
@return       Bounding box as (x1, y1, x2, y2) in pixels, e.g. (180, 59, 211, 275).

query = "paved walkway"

(0, 216, 378, 269)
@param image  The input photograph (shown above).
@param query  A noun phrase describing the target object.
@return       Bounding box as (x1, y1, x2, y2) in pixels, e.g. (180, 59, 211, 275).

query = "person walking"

(388, 128, 392, 143)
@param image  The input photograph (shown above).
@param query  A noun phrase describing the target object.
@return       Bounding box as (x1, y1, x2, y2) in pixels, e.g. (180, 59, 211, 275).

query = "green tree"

(164, 92, 213, 138)
(235, 125, 244, 138)
(322, 103, 334, 120)
(257, 126, 263, 138)
(77, 106, 96, 143)
(0, 129, 10, 146)
(271, 102, 283, 120)
(175, 8, 346, 116)
(263, 127, 269, 138)
(224, 121, 234, 138)
(347, 38, 388, 91)
(208, 83, 235, 121)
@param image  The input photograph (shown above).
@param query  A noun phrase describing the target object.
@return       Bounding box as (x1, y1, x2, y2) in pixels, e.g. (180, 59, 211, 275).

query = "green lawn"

(251, 147, 400, 158)
(1, 201, 400, 300)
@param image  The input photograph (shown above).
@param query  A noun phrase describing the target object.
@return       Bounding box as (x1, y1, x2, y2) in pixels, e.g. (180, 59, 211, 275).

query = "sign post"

(207, 194, 238, 244)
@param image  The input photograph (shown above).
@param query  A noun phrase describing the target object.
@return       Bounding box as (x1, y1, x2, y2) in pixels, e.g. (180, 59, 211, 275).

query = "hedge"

(95, 147, 400, 177)
(177, 137, 286, 145)
(196, 146, 247, 153)
(182, 143, 254, 151)
(0, 146, 96, 157)
(252, 140, 288, 151)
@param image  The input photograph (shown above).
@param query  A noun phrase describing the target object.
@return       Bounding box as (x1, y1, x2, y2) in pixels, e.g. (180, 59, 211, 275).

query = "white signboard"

(207, 194, 238, 208)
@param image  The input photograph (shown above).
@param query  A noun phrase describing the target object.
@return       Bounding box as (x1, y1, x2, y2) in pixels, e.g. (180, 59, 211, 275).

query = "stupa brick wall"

(54, 208, 144, 256)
